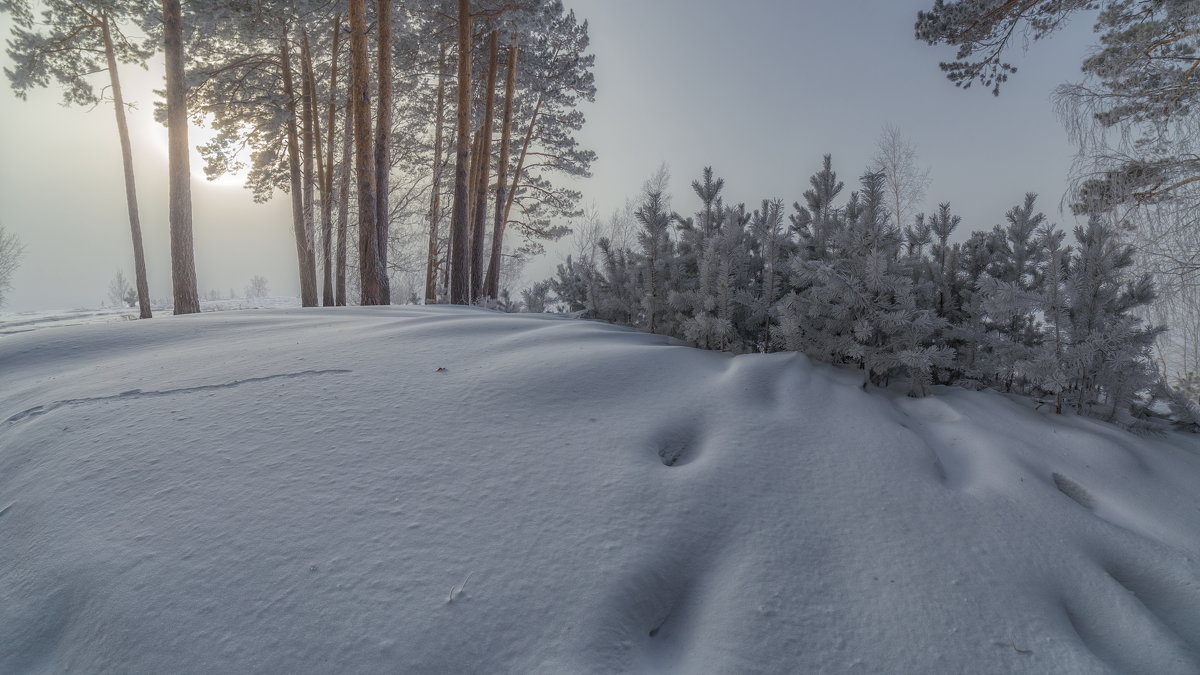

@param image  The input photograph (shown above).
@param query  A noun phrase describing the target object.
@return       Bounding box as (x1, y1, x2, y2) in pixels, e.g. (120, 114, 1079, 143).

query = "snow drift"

(1, 306, 1198, 673)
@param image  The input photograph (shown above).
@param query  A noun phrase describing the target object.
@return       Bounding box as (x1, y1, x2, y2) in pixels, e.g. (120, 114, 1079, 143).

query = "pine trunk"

(424, 44, 448, 304)
(336, 94, 352, 306)
(281, 32, 318, 308)
(350, 0, 383, 305)
(322, 15, 342, 307)
(469, 31, 499, 302)
(483, 36, 518, 300)
(501, 93, 542, 228)
(449, 0, 473, 305)
(161, 0, 199, 315)
(298, 28, 320, 308)
(102, 13, 151, 319)
(374, 0, 393, 304)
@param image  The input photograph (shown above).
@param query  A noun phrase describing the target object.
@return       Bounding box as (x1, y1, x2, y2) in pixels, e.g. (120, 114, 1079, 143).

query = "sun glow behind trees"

(147, 115, 251, 189)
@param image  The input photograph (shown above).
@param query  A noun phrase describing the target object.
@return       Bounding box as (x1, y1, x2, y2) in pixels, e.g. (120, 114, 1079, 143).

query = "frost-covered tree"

(871, 125, 930, 233)
(520, 279, 552, 313)
(927, 201, 961, 320)
(632, 187, 676, 334)
(794, 154, 844, 260)
(682, 202, 751, 351)
(184, 2, 330, 308)
(1029, 223, 1071, 412)
(549, 254, 593, 312)
(776, 171, 952, 395)
(108, 270, 135, 307)
(246, 275, 269, 299)
(3, 0, 156, 318)
(917, 0, 1200, 279)
(1062, 216, 1164, 421)
(740, 199, 789, 349)
(0, 224, 23, 309)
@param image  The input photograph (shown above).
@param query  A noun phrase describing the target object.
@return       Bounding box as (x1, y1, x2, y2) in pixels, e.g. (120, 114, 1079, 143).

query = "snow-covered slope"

(1, 306, 1198, 674)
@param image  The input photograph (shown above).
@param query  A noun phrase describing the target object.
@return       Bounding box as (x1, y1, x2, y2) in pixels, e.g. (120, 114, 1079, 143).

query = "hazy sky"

(0, 1, 1099, 312)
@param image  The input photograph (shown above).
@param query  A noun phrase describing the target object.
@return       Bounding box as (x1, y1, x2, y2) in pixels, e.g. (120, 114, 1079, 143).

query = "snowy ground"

(0, 297, 299, 335)
(1, 305, 1198, 674)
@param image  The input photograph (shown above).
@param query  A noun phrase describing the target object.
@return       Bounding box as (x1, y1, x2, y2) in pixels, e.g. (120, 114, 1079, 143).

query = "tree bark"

(322, 14, 342, 307)
(374, 0, 393, 304)
(336, 92, 352, 306)
(350, 0, 383, 305)
(102, 12, 151, 319)
(281, 31, 318, 307)
(469, 30, 500, 302)
(161, 0, 199, 315)
(483, 36, 518, 300)
(424, 43, 448, 304)
(449, 0, 473, 305)
(299, 28, 320, 307)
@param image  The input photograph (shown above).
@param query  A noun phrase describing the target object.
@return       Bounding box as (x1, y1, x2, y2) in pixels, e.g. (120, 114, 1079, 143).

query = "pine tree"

(161, 0, 200, 314)
(1063, 216, 1164, 421)
(4, 0, 156, 318)
(632, 188, 676, 334)
(776, 171, 951, 395)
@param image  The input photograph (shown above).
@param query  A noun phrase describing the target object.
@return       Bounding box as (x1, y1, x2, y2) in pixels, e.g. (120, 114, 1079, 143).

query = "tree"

(424, 43, 449, 303)
(3, 0, 155, 318)
(108, 270, 134, 307)
(1063, 216, 1164, 421)
(374, 0, 393, 305)
(916, 1, 1200, 276)
(160, 0, 200, 314)
(246, 274, 270, 298)
(348, 0, 385, 305)
(448, 0, 473, 304)
(871, 125, 930, 234)
(482, 34, 520, 300)
(492, 5, 595, 263)
(0, 224, 22, 308)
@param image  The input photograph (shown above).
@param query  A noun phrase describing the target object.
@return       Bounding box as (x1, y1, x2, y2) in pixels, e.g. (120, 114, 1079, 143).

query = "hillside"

(1, 306, 1198, 674)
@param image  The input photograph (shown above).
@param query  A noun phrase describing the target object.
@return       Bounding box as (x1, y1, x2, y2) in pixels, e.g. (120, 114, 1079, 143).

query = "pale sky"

(0, 1, 1099, 312)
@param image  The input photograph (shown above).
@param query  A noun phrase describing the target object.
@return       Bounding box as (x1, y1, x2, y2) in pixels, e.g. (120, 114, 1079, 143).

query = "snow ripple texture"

(0, 306, 1198, 674)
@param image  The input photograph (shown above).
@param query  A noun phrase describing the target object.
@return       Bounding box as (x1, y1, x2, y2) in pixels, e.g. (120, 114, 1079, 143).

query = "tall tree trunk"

(350, 0, 383, 304)
(322, 15, 342, 307)
(337, 95, 352, 306)
(470, 30, 500, 302)
(425, 43, 448, 304)
(299, 28, 320, 308)
(449, 0, 472, 305)
(161, 0, 199, 315)
(281, 31, 318, 307)
(374, 0, 393, 304)
(483, 36, 518, 300)
(501, 93, 542, 229)
(102, 13, 151, 319)
(467, 120, 484, 237)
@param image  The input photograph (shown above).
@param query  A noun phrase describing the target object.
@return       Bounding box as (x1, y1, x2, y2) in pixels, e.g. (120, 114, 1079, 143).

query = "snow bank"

(1, 306, 1198, 673)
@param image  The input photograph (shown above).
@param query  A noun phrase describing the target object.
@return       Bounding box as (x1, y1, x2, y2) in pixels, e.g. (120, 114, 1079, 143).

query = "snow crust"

(1, 306, 1198, 673)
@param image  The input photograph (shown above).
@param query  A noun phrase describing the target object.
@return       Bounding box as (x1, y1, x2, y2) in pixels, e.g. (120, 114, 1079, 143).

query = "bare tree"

(871, 125, 930, 233)
(0, 224, 24, 309)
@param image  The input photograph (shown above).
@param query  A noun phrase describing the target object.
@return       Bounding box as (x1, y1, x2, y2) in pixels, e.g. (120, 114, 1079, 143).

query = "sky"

(0, 1, 1100, 312)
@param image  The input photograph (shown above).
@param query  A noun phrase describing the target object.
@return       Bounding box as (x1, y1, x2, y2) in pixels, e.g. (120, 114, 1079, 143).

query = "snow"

(1, 305, 1198, 673)
(0, 297, 298, 335)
